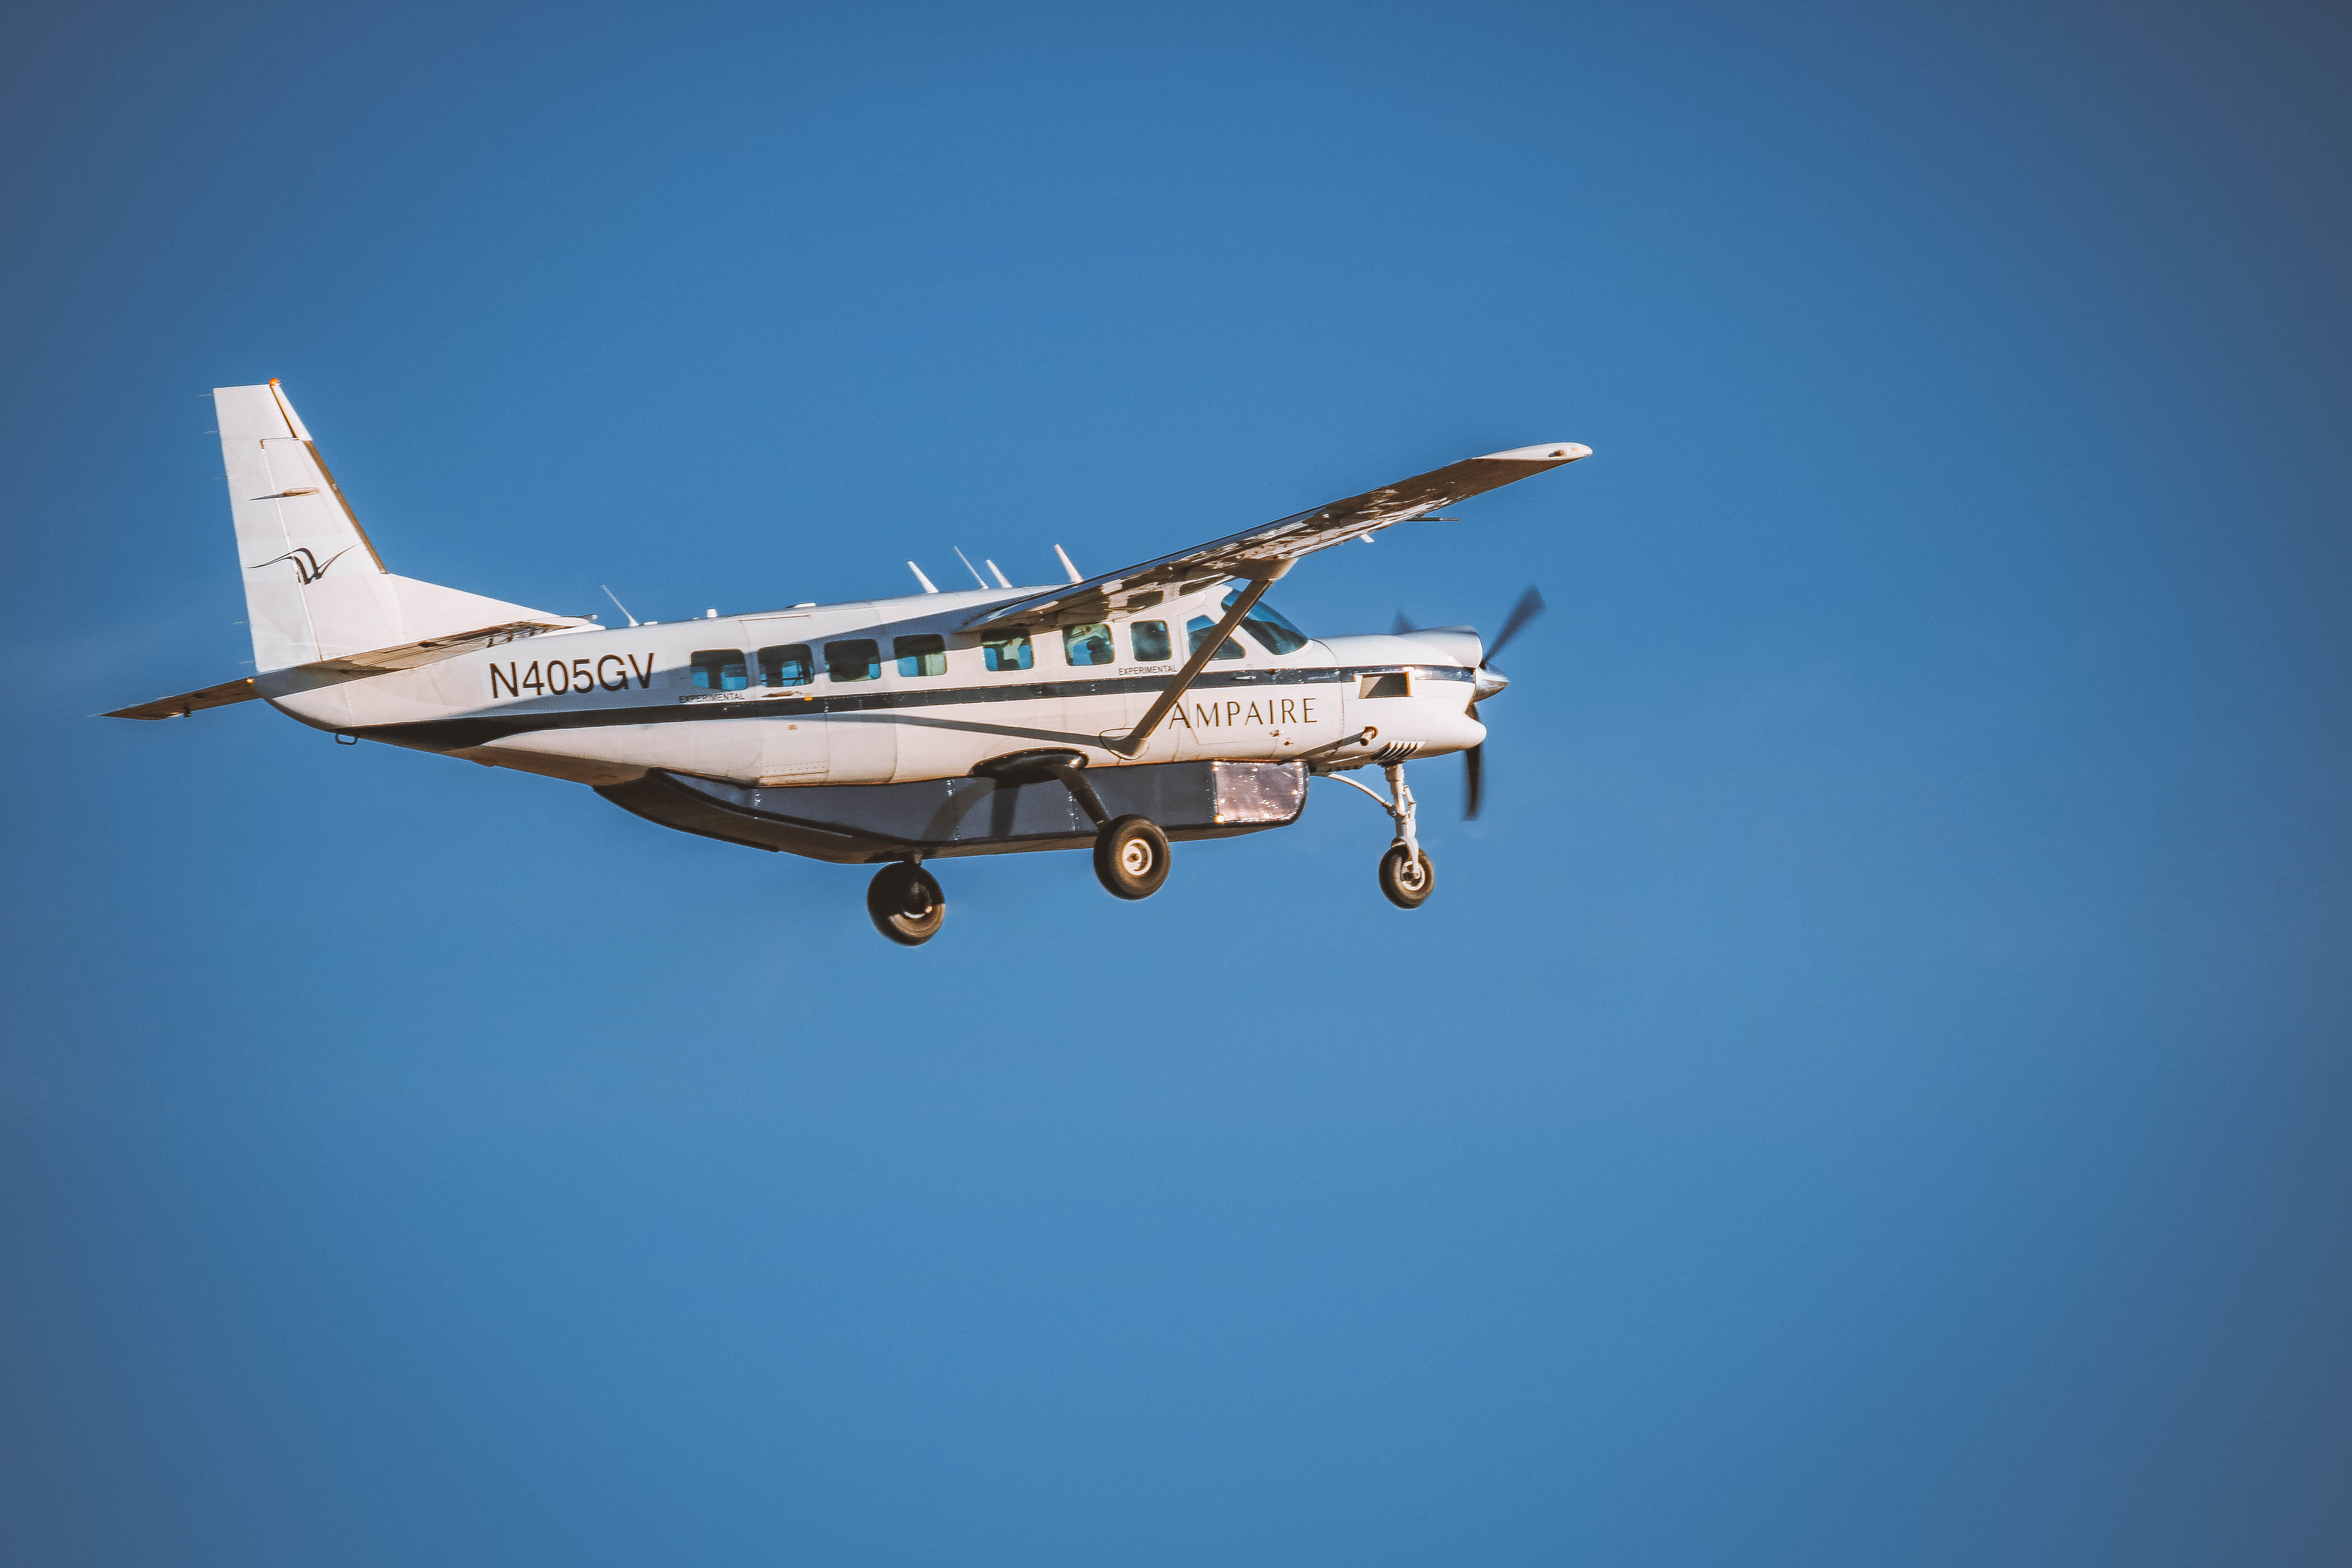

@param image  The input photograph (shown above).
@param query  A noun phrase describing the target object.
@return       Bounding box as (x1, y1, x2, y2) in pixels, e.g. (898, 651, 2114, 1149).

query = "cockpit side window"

(894, 634, 947, 677)
(1062, 623, 1114, 666)
(1224, 590, 1309, 655)
(982, 633, 1033, 673)
(825, 639, 880, 682)
(758, 644, 812, 686)
(1130, 620, 1171, 661)
(691, 649, 748, 690)
(1185, 616, 1245, 661)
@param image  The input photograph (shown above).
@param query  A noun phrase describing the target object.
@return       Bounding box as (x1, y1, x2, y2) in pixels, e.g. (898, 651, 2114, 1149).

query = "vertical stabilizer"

(216, 381, 583, 671)
(219, 380, 387, 671)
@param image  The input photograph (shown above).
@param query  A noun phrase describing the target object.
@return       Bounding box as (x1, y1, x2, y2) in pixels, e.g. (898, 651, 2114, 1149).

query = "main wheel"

(1094, 814, 1172, 900)
(867, 862, 946, 946)
(1377, 844, 1435, 909)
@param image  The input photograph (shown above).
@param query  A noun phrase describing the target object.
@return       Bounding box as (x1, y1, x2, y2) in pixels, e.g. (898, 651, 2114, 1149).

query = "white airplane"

(108, 381, 1591, 944)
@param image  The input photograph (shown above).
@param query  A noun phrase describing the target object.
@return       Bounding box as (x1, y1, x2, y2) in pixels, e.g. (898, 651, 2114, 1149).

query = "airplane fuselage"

(256, 580, 1488, 791)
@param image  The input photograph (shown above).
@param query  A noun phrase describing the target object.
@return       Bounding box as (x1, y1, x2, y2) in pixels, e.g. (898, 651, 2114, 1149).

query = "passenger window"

(1062, 622, 1114, 666)
(1225, 590, 1309, 655)
(1130, 620, 1171, 662)
(894, 634, 947, 677)
(825, 639, 880, 682)
(757, 644, 812, 687)
(691, 649, 748, 690)
(982, 633, 1032, 672)
(1185, 615, 1244, 661)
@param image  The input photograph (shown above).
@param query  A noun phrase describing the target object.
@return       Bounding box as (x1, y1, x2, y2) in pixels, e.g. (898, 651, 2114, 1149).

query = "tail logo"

(250, 547, 350, 586)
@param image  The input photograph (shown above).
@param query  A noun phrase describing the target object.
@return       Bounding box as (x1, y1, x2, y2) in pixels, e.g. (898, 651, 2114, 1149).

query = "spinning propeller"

(1394, 585, 1545, 819)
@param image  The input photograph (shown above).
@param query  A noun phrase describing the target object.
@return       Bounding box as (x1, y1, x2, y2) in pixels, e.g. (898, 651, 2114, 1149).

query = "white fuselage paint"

(255, 582, 1486, 789)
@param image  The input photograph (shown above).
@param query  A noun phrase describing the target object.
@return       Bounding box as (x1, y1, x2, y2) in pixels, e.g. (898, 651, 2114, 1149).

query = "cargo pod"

(594, 759, 1308, 864)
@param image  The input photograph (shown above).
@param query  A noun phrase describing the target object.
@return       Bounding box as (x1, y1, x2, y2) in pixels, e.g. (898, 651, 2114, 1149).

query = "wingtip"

(1481, 441, 1591, 463)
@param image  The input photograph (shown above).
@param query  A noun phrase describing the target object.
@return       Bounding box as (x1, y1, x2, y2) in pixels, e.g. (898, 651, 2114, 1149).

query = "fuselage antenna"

(952, 546, 990, 590)
(984, 558, 1013, 589)
(601, 584, 641, 626)
(909, 561, 940, 593)
(1053, 544, 1082, 584)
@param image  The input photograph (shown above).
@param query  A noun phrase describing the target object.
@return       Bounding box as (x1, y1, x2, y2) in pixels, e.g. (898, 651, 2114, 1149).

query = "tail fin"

(217, 381, 585, 671)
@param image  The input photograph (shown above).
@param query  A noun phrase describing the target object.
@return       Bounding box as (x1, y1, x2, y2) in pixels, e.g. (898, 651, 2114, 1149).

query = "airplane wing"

(102, 621, 577, 719)
(960, 441, 1590, 632)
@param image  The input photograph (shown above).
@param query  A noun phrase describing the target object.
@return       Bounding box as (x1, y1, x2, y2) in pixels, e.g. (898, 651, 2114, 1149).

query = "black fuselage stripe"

(361, 662, 1468, 746)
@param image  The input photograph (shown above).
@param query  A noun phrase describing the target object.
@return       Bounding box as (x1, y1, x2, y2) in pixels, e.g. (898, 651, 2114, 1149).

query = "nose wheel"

(867, 861, 946, 946)
(1378, 842, 1436, 909)
(1314, 760, 1439, 911)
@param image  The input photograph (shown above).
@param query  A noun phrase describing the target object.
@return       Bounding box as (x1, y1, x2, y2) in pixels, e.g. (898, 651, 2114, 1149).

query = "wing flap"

(962, 441, 1590, 631)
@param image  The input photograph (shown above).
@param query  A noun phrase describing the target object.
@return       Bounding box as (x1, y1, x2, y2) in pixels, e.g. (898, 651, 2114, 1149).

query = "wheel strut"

(1316, 760, 1437, 909)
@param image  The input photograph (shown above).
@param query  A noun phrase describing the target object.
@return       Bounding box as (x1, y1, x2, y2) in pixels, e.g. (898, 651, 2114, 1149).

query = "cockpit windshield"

(1223, 589, 1309, 655)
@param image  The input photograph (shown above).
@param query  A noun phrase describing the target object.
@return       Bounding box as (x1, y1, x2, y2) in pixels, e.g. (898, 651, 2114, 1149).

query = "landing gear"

(1378, 842, 1436, 909)
(867, 860, 946, 946)
(1316, 760, 1438, 911)
(1372, 762, 1433, 910)
(972, 748, 1177, 904)
(1094, 814, 1172, 900)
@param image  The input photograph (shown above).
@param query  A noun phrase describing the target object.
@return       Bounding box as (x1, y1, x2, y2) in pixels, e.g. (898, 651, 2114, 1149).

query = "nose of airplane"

(1459, 586, 1543, 821)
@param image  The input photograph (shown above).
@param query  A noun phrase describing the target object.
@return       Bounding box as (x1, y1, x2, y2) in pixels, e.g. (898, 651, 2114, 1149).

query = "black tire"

(1377, 844, 1435, 909)
(867, 862, 946, 946)
(1094, 814, 1172, 900)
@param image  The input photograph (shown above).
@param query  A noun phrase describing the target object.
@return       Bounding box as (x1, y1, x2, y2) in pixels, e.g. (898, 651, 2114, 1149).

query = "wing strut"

(1105, 565, 1283, 758)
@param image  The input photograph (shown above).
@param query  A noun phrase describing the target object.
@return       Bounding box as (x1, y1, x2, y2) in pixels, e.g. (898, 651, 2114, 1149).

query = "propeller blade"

(1485, 585, 1546, 664)
(1463, 741, 1484, 819)
(1392, 610, 1417, 636)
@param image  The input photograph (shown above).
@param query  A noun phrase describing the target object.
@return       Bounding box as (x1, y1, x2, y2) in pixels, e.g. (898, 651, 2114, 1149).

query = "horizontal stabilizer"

(299, 621, 577, 676)
(102, 622, 579, 720)
(104, 677, 259, 721)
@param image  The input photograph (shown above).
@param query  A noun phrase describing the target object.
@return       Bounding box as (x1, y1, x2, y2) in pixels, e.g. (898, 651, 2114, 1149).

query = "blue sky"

(4, 3, 2348, 1563)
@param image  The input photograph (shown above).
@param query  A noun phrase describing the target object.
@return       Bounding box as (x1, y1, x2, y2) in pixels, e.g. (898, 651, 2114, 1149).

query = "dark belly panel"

(595, 760, 1306, 864)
